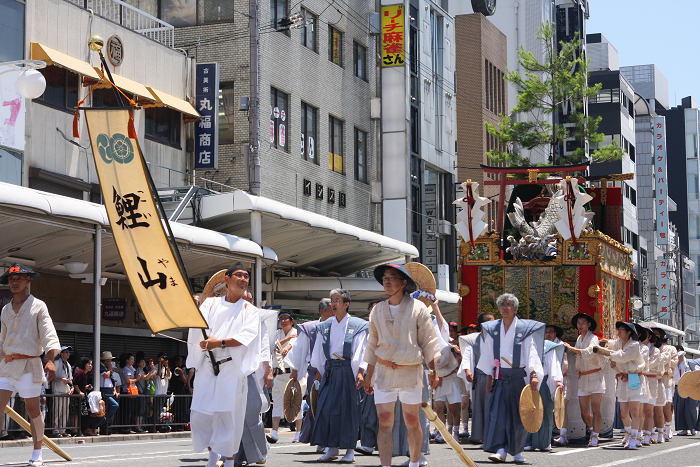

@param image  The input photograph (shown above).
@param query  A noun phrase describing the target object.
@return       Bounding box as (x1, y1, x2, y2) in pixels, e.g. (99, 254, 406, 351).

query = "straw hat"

(554, 386, 565, 429)
(404, 262, 436, 308)
(678, 371, 700, 400)
(435, 345, 460, 377)
(201, 269, 228, 302)
(283, 378, 303, 422)
(309, 381, 320, 418)
(519, 386, 543, 433)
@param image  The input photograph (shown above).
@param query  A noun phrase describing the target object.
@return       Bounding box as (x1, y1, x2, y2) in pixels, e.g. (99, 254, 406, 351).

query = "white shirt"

(476, 317, 544, 389)
(310, 314, 368, 378)
(274, 328, 297, 370)
(459, 333, 480, 374)
(543, 348, 564, 397)
(285, 331, 311, 379)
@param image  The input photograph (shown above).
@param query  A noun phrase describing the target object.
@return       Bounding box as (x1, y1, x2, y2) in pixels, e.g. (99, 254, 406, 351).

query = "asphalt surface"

(2, 428, 700, 466)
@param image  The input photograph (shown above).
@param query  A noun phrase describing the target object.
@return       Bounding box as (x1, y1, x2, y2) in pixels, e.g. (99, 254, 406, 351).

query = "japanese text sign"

(381, 4, 405, 67)
(195, 63, 219, 169)
(656, 257, 670, 320)
(85, 108, 207, 333)
(654, 116, 668, 245)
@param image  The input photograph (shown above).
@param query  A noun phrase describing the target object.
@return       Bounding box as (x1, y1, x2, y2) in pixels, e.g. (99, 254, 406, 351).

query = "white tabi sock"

(206, 450, 220, 467)
(222, 459, 234, 467)
(32, 449, 42, 462)
(409, 462, 419, 467)
(560, 428, 567, 436)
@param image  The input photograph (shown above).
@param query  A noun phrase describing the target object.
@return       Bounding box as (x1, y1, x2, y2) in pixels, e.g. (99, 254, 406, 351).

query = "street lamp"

(0, 60, 47, 99)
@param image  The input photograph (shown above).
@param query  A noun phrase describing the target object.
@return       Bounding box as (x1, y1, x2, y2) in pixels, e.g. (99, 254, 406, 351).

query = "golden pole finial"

(88, 35, 104, 52)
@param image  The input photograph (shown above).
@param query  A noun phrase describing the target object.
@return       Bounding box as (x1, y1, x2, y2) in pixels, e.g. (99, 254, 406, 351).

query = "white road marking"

(551, 446, 602, 455)
(588, 441, 700, 467)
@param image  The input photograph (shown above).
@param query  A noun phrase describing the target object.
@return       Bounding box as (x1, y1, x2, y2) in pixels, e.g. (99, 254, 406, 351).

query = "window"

(219, 82, 235, 145)
(160, 0, 234, 26)
(0, 0, 24, 62)
(145, 107, 181, 147)
(300, 9, 316, 51)
(355, 128, 367, 183)
(301, 102, 317, 163)
(270, 87, 289, 152)
(92, 88, 132, 108)
(0, 147, 21, 185)
(329, 116, 343, 173)
(36, 65, 79, 111)
(271, 0, 289, 33)
(328, 26, 343, 66)
(353, 42, 366, 81)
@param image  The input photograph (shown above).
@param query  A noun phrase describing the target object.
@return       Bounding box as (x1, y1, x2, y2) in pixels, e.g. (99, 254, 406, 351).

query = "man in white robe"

(187, 263, 261, 467)
(268, 310, 301, 443)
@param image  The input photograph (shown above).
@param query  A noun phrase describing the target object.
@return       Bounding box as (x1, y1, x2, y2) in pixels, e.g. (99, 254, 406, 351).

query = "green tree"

(485, 22, 623, 167)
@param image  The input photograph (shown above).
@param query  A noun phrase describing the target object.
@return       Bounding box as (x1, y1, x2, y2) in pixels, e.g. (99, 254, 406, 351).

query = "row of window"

(270, 87, 368, 182)
(623, 182, 637, 206)
(269, 2, 367, 80)
(36, 65, 181, 146)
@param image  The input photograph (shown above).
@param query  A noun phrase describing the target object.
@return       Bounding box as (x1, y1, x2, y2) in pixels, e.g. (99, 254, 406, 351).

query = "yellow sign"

(381, 4, 405, 67)
(85, 108, 207, 333)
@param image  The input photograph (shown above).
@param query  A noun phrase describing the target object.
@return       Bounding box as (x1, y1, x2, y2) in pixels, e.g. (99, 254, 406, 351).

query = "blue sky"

(586, 0, 699, 108)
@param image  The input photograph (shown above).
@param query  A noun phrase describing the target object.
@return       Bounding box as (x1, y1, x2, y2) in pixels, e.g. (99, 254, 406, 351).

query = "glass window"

(355, 128, 367, 183)
(219, 82, 235, 145)
(688, 173, 699, 200)
(328, 26, 343, 66)
(0, 0, 24, 62)
(686, 133, 698, 159)
(92, 88, 133, 108)
(160, 0, 197, 26)
(329, 116, 343, 174)
(300, 9, 316, 51)
(36, 65, 79, 111)
(198, 0, 234, 24)
(271, 0, 289, 33)
(301, 102, 317, 163)
(353, 42, 366, 81)
(145, 107, 181, 146)
(159, 0, 234, 26)
(0, 146, 22, 185)
(270, 87, 289, 152)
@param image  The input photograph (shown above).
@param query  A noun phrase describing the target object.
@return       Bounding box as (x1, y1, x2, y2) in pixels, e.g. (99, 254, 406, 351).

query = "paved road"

(2, 429, 700, 466)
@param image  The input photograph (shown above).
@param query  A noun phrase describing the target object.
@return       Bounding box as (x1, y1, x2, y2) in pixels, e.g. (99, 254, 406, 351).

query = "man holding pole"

(364, 264, 441, 467)
(187, 262, 261, 467)
(0, 263, 61, 467)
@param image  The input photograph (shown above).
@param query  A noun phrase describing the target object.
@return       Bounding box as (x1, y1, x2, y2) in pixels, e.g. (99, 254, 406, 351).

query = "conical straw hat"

(554, 386, 565, 429)
(310, 382, 320, 418)
(678, 371, 700, 400)
(519, 385, 543, 433)
(404, 262, 437, 295)
(201, 269, 227, 302)
(283, 378, 303, 422)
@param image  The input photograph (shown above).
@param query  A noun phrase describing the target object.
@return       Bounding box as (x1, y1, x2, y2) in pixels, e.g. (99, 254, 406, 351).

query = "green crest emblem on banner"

(97, 133, 135, 164)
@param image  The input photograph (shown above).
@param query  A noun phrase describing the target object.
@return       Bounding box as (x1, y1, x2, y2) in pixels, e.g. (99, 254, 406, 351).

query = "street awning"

(93, 67, 155, 104)
(262, 276, 460, 321)
(200, 190, 419, 277)
(0, 182, 276, 278)
(146, 87, 199, 120)
(30, 43, 100, 80)
(638, 321, 686, 338)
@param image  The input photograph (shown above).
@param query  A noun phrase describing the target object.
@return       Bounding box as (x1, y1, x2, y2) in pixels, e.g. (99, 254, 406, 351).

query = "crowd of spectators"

(0, 347, 193, 439)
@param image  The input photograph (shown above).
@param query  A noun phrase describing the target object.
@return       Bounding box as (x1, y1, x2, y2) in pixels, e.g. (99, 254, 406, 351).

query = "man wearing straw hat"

(0, 263, 61, 466)
(476, 293, 544, 464)
(309, 289, 368, 463)
(187, 262, 261, 467)
(364, 264, 441, 467)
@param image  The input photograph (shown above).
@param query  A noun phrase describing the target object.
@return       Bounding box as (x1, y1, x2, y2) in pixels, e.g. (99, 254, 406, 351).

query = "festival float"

(454, 162, 634, 442)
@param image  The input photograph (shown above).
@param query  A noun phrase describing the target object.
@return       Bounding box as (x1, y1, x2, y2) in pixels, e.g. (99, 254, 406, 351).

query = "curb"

(0, 431, 191, 448)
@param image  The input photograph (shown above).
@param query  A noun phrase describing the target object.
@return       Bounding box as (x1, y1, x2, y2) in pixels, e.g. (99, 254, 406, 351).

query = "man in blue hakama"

(310, 289, 368, 463)
(477, 293, 544, 464)
(526, 339, 564, 451)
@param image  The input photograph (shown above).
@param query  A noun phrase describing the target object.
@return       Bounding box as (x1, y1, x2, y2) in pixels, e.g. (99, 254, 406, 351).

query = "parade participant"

(653, 327, 678, 441)
(287, 298, 333, 448)
(525, 339, 564, 452)
(458, 323, 477, 439)
(477, 294, 544, 464)
(595, 322, 646, 450)
(310, 289, 368, 463)
(563, 313, 605, 447)
(234, 290, 273, 466)
(640, 326, 660, 445)
(460, 312, 494, 445)
(187, 262, 261, 467)
(673, 346, 697, 435)
(433, 324, 462, 444)
(632, 324, 650, 447)
(268, 310, 299, 443)
(0, 264, 61, 466)
(651, 329, 668, 443)
(364, 264, 441, 467)
(357, 300, 381, 456)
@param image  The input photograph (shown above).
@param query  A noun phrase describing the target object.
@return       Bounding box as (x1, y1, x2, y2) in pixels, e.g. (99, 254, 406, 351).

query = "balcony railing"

(66, 0, 175, 48)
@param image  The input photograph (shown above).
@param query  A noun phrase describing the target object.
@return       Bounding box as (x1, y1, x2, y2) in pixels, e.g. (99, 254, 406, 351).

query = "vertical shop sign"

(654, 116, 667, 245)
(195, 63, 219, 169)
(381, 4, 405, 67)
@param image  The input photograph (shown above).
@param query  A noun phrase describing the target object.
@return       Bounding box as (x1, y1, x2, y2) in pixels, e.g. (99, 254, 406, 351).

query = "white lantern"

(633, 299, 643, 310)
(15, 69, 46, 99)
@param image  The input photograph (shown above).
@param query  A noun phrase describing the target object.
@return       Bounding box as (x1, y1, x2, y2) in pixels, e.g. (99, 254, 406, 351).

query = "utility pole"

(248, 0, 261, 196)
